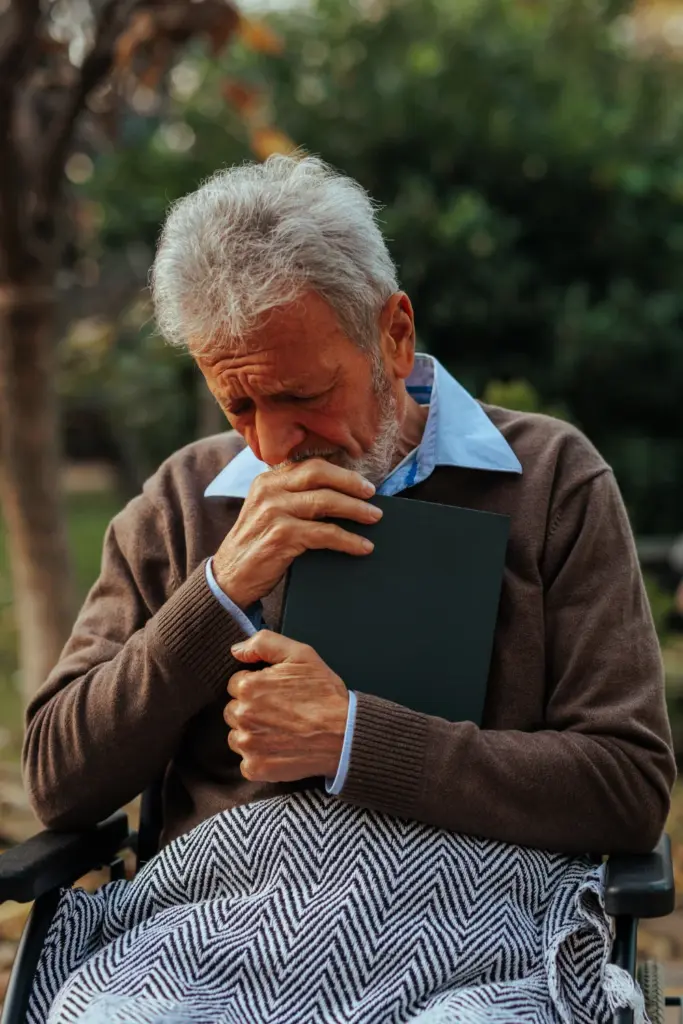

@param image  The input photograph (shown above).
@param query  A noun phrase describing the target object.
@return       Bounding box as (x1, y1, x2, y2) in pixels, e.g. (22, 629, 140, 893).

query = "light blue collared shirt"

(205, 354, 522, 794)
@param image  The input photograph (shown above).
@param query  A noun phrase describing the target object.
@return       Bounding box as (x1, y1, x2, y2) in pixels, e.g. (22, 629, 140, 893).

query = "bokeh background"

(1, 0, 683, 1003)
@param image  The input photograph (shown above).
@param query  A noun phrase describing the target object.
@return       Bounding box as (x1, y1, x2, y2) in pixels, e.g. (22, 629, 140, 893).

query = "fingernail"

(361, 478, 376, 495)
(231, 642, 246, 653)
(362, 538, 374, 552)
(369, 505, 383, 519)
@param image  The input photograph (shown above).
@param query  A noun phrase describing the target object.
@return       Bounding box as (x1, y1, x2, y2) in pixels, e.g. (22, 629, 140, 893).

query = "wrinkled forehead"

(205, 353, 342, 399)
(199, 331, 343, 380)
(195, 295, 372, 396)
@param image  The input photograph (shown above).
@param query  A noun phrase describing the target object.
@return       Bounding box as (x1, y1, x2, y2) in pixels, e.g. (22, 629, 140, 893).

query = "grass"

(65, 492, 123, 594)
(0, 490, 122, 758)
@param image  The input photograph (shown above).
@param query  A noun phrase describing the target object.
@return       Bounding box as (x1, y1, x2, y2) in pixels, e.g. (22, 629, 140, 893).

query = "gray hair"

(150, 154, 399, 356)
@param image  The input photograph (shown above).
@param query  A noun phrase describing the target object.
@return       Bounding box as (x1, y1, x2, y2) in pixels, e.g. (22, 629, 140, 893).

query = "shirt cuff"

(205, 559, 262, 636)
(325, 690, 357, 796)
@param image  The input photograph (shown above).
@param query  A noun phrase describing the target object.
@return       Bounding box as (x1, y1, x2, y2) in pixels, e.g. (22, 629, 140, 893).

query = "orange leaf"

(136, 41, 172, 89)
(239, 16, 284, 55)
(114, 10, 155, 70)
(249, 127, 297, 161)
(222, 79, 263, 117)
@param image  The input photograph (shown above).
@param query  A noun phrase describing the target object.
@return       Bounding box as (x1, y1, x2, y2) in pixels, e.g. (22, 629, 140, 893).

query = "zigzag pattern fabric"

(28, 790, 644, 1024)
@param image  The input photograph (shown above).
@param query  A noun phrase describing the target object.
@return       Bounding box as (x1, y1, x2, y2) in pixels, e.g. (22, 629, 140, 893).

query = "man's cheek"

(303, 410, 366, 456)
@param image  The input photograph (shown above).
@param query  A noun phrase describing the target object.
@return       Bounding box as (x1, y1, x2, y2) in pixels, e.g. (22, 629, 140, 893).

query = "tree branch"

(0, 0, 42, 280)
(40, 0, 142, 208)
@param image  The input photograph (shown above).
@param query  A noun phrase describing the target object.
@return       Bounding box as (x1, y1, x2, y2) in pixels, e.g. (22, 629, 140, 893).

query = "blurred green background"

(64, 0, 683, 531)
(2, 0, 683, 981)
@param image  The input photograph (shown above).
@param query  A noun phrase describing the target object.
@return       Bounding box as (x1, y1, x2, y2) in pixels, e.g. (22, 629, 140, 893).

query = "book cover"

(281, 495, 509, 724)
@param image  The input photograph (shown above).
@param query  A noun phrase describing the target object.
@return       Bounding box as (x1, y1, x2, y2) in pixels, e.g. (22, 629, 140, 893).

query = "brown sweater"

(23, 406, 675, 854)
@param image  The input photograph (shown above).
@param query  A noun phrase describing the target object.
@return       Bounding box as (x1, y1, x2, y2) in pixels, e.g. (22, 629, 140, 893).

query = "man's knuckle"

(241, 756, 265, 781)
(239, 730, 258, 753)
(230, 703, 245, 725)
(231, 726, 252, 748)
(240, 673, 256, 694)
(251, 473, 269, 496)
(229, 678, 250, 702)
(345, 526, 364, 548)
(226, 728, 239, 752)
(268, 519, 290, 545)
(325, 523, 347, 546)
(303, 491, 326, 518)
(299, 460, 322, 485)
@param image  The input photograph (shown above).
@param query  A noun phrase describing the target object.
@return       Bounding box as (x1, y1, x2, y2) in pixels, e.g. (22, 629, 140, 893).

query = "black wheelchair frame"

(0, 781, 678, 1024)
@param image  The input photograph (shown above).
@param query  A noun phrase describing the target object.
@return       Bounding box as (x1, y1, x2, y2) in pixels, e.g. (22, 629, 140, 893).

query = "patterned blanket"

(29, 790, 645, 1024)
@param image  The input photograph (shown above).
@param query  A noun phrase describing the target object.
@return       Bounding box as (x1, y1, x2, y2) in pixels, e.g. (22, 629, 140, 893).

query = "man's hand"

(225, 631, 349, 782)
(213, 458, 382, 610)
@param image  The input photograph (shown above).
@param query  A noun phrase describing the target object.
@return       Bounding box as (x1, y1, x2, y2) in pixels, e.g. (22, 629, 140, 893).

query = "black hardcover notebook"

(280, 495, 509, 724)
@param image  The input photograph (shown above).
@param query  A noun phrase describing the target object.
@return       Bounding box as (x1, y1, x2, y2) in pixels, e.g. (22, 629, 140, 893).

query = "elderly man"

(24, 155, 674, 860)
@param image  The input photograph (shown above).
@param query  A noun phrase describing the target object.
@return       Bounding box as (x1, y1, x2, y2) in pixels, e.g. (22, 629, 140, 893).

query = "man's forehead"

(206, 352, 340, 393)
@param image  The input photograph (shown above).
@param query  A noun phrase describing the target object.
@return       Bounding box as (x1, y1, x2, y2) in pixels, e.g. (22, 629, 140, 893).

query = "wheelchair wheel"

(636, 960, 665, 1024)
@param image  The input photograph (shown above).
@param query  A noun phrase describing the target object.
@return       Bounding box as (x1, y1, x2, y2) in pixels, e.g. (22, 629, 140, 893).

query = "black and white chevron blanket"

(29, 790, 645, 1024)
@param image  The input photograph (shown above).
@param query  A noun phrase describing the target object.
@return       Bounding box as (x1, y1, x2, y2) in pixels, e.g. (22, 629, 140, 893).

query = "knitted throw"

(28, 790, 645, 1024)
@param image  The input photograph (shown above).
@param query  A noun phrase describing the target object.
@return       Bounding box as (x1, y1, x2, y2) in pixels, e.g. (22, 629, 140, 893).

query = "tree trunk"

(0, 283, 75, 703)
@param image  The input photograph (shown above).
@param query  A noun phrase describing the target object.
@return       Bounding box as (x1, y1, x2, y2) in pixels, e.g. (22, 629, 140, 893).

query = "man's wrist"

(211, 558, 251, 612)
(322, 733, 345, 779)
(206, 560, 261, 636)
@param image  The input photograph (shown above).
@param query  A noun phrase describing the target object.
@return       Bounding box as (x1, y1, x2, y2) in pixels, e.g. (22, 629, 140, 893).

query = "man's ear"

(379, 293, 416, 381)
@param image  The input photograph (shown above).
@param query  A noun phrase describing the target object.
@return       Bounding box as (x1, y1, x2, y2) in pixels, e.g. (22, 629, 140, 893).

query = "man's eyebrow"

(277, 371, 339, 394)
(223, 383, 323, 407)
(222, 368, 340, 402)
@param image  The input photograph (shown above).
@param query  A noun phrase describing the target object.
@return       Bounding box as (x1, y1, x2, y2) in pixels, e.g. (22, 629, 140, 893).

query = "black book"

(281, 494, 509, 725)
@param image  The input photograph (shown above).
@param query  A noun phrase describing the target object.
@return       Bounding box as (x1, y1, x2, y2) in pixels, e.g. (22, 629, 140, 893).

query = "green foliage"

(78, 65, 248, 251)
(81, 0, 683, 532)
(59, 307, 196, 490)
(256, 0, 683, 532)
(481, 379, 570, 421)
(644, 573, 675, 643)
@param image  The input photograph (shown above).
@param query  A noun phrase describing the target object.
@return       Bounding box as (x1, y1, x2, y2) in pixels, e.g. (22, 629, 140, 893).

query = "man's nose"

(253, 410, 307, 466)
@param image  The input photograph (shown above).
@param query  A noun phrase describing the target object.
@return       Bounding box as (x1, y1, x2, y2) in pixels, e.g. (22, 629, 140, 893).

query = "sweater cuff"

(151, 559, 250, 699)
(339, 691, 429, 819)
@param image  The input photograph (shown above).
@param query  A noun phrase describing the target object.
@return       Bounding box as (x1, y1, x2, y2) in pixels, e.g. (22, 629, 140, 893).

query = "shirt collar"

(204, 353, 521, 499)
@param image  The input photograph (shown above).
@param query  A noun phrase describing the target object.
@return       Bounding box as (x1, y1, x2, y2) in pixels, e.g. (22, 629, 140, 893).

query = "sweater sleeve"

(339, 469, 676, 854)
(22, 495, 248, 830)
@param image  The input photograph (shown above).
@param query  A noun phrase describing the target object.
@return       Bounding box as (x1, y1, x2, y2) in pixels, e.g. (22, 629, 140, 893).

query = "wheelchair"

(0, 780, 679, 1024)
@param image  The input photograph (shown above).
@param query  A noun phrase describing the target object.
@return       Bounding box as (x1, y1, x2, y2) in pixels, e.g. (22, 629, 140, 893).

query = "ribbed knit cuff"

(340, 691, 429, 819)
(151, 559, 250, 700)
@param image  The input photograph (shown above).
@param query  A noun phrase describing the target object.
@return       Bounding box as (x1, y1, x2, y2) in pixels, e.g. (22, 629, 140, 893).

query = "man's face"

(196, 291, 413, 483)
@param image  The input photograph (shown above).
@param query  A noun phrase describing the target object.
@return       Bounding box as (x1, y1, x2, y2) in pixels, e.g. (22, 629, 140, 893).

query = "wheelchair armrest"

(0, 810, 132, 904)
(604, 833, 675, 919)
